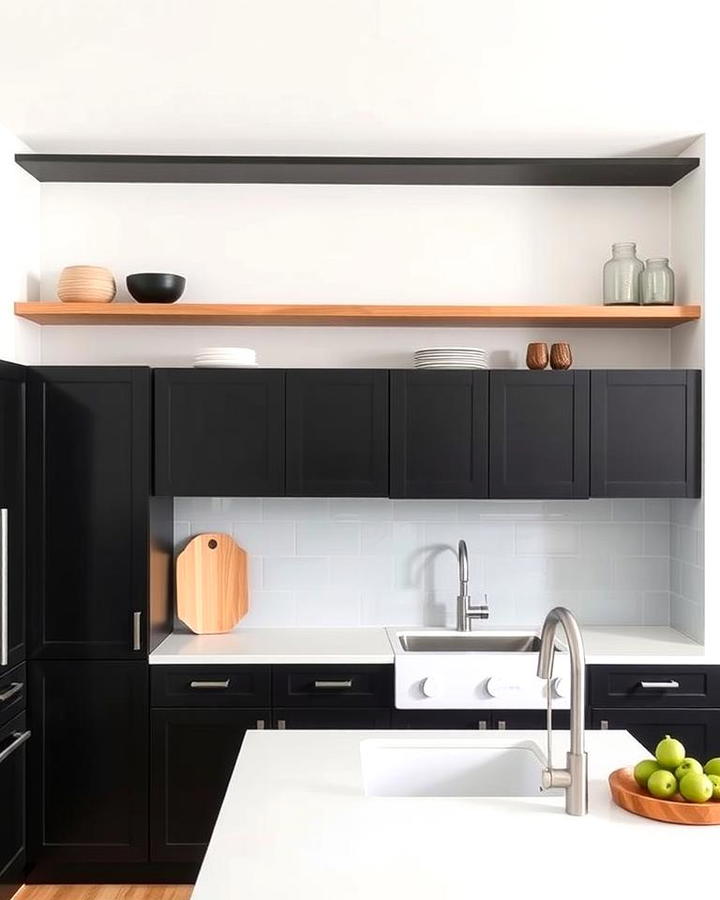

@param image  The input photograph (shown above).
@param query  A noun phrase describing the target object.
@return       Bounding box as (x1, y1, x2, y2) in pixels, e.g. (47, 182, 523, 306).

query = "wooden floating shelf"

(14, 303, 702, 328)
(14, 155, 699, 186)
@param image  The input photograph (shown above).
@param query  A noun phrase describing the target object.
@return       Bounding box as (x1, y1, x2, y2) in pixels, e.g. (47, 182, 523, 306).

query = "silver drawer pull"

(190, 680, 230, 689)
(0, 729, 30, 764)
(640, 680, 680, 689)
(0, 682, 23, 703)
(314, 680, 353, 689)
(600, 720, 609, 730)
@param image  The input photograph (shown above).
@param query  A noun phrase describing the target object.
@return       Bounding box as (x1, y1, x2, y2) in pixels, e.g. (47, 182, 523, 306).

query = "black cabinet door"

(154, 369, 285, 497)
(29, 661, 148, 863)
(27, 368, 150, 659)
(151, 708, 268, 862)
(391, 710, 491, 730)
(390, 371, 489, 498)
(0, 363, 26, 673)
(590, 370, 701, 497)
(492, 710, 571, 730)
(489, 371, 589, 499)
(591, 708, 720, 762)
(0, 712, 27, 900)
(286, 371, 388, 496)
(274, 709, 391, 729)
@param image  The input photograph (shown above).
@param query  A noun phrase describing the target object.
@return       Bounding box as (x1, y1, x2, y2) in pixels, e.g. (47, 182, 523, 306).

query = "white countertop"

(150, 628, 394, 664)
(151, 625, 706, 666)
(192, 728, 713, 900)
(580, 625, 707, 664)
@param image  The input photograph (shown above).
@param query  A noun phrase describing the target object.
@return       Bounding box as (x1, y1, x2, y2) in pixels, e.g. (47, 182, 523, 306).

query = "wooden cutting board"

(176, 533, 248, 634)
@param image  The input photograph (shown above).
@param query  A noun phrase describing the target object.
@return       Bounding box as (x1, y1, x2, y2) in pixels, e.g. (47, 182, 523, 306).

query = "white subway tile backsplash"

(172, 496, 701, 632)
(516, 522, 578, 556)
(263, 557, 328, 590)
(296, 521, 360, 556)
(232, 521, 295, 556)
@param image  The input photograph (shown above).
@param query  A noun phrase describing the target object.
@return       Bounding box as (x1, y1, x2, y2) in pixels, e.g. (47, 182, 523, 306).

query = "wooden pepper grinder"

(526, 342, 549, 369)
(550, 342, 573, 370)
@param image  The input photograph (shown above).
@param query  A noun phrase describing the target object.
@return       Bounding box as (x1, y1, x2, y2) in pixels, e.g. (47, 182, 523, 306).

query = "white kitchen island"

(192, 729, 715, 900)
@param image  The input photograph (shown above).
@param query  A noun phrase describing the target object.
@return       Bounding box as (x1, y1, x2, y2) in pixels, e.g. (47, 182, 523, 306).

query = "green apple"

(634, 759, 661, 788)
(655, 735, 686, 770)
(704, 758, 720, 777)
(707, 774, 720, 800)
(675, 758, 703, 781)
(679, 772, 713, 803)
(647, 769, 678, 799)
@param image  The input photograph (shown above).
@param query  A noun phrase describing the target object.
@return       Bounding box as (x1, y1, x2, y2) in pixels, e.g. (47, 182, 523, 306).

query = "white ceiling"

(0, 0, 712, 155)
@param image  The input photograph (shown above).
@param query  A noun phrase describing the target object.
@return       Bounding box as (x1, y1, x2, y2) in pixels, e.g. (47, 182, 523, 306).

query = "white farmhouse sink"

(361, 738, 549, 798)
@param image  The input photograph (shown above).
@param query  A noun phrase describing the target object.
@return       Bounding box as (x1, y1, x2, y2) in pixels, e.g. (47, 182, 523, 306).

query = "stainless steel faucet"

(456, 540, 489, 631)
(536, 607, 588, 816)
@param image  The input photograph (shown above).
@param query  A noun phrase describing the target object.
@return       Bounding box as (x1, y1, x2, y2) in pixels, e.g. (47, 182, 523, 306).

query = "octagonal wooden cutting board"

(176, 532, 248, 634)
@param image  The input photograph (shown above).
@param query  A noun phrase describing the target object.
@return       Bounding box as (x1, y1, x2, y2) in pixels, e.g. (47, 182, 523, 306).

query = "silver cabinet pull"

(1, 509, 8, 667)
(497, 720, 507, 731)
(277, 720, 286, 730)
(0, 729, 30, 764)
(640, 680, 680, 689)
(600, 719, 609, 730)
(0, 682, 23, 703)
(477, 720, 487, 730)
(190, 680, 230, 689)
(313, 680, 353, 689)
(132, 611, 142, 651)
(256, 720, 265, 730)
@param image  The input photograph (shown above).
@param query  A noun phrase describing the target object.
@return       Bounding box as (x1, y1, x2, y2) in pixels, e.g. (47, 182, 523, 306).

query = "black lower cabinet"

(0, 713, 27, 900)
(391, 710, 570, 729)
(591, 709, 720, 761)
(151, 708, 269, 863)
(29, 661, 149, 864)
(274, 709, 391, 729)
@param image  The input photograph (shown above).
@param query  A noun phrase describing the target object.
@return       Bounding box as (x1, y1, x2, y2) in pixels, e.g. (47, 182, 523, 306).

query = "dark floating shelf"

(14, 155, 700, 186)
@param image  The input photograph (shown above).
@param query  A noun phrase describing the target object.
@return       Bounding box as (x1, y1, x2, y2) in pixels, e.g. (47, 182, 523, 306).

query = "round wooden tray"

(609, 767, 720, 825)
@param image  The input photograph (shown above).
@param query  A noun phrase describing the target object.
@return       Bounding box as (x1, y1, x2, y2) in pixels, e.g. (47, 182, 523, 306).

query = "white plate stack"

(413, 347, 488, 369)
(193, 347, 258, 368)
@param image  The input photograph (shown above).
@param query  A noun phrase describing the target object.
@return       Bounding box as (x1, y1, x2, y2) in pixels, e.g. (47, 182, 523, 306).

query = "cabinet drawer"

(591, 708, 720, 762)
(151, 665, 271, 708)
(589, 665, 720, 708)
(0, 662, 26, 727)
(272, 665, 392, 708)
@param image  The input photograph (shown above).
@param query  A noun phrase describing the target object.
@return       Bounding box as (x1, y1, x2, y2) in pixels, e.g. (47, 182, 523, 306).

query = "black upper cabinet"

(154, 369, 285, 497)
(390, 371, 489, 498)
(29, 661, 148, 864)
(27, 368, 154, 659)
(591, 370, 701, 497)
(0, 363, 26, 673)
(489, 371, 589, 499)
(286, 370, 388, 496)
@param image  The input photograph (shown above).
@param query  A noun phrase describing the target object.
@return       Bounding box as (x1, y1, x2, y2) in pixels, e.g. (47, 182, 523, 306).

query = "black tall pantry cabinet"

(25, 368, 174, 878)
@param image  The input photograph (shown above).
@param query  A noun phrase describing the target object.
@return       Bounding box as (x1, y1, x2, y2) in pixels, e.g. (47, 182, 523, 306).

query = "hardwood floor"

(15, 887, 193, 900)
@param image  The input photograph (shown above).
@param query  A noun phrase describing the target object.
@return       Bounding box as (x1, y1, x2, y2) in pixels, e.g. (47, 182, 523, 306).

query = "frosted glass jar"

(602, 242, 644, 305)
(640, 258, 674, 305)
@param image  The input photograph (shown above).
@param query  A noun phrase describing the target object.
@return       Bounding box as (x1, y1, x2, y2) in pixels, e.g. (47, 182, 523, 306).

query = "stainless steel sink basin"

(398, 633, 541, 653)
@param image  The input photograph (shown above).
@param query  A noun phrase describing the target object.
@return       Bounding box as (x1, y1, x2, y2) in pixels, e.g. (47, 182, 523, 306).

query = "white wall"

(175, 497, 672, 630)
(0, 125, 40, 363)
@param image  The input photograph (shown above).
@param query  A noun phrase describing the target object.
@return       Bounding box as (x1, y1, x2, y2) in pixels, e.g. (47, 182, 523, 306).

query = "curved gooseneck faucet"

(537, 606, 588, 816)
(456, 540, 489, 631)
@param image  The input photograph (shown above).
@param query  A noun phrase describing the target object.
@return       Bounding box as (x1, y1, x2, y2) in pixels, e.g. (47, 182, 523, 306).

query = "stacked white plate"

(413, 347, 488, 369)
(193, 347, 258, 368)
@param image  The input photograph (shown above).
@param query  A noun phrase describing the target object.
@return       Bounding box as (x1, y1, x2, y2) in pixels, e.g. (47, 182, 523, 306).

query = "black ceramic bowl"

(126, 272, 186, 303)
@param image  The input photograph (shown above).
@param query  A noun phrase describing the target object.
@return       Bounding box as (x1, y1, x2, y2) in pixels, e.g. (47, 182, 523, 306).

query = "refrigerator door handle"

(1, 508, 8, 667)
(0, 729, 30, 765)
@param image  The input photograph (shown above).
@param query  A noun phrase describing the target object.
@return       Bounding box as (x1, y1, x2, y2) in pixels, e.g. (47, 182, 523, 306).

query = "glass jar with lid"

(640, 258, 674, 305)
(602, 242, 644, 305)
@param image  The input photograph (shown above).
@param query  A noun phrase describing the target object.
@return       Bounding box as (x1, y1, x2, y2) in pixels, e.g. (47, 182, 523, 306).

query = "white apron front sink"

(361, 737, 550, 798)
